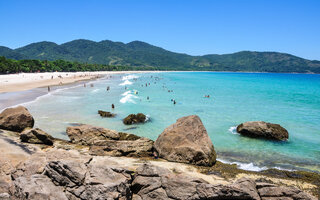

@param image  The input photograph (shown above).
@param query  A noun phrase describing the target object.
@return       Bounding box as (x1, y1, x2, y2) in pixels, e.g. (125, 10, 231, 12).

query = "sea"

(1, 72, 320, 172)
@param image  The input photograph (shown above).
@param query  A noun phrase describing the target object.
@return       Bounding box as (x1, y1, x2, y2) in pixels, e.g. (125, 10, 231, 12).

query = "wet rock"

(154, 115, 216, 166)
(20, 128, 54, 145)
(0, 106, 34, 132)
(89, 137, 154, 157)
(236, 121, 289, 141)
(123, 113, 146, 125)
(66, 124, 120, 145)
(98, 110, 116, 118)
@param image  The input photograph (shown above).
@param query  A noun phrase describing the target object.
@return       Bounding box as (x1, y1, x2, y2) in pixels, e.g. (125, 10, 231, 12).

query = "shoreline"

(0, 71, 160, 93)
(1, 70, 318, 94)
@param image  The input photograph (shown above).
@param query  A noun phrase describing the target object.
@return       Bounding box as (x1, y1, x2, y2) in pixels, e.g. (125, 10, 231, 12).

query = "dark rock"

(0, 106, 34, 132)
(154, 115, 216, 166)
(236, 121, 289, 141)
(98, 110, 116, 118)
(20, 128, 54, 145)
(66, 124, 120, 145)
(123, 113, 146, 125)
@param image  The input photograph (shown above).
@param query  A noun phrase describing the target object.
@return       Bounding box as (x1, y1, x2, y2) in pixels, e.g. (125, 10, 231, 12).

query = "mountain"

(2, 39, 320, 73)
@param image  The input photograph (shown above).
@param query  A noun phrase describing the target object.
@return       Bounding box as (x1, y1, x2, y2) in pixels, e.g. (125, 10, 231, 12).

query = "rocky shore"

(0, 106, 319, 199)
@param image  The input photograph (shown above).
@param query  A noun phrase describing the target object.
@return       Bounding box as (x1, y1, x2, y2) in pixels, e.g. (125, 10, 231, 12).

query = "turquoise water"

(15, 72, 320, 171)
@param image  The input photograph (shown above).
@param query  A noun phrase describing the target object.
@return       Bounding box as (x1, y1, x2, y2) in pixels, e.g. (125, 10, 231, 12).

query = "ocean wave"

(217, 158, 267, 171)
(120, 94, 138, 104)
(91, 88, 100, 93)
(145, 114, 150, 122)
(122, 74, 139, 80)
(228, 126, 239, 135)
(119, 80, 133, 86)
(121, 90, 132, 96)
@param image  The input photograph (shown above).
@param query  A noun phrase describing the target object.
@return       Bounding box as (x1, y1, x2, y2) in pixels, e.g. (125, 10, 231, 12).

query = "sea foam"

(119, 80, 133, 86)
(228, 126, 239, 135)
(120, 94, 138, 104)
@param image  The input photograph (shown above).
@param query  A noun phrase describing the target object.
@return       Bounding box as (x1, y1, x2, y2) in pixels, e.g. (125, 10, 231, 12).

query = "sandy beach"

(0, 71, 157, 93)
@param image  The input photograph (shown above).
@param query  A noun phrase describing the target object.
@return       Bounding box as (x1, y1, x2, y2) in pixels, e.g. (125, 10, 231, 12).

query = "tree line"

(0, 56, 161, 74)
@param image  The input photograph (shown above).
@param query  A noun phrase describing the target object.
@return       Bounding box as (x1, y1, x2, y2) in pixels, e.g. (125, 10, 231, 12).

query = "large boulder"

(66, 124, 120, 145)
(0, 106, 34, 132)
(123, 113, 146, 125)
(154, 115, 216, 166)
(236, 121, 289, 141)
(20, 128, 54, 145)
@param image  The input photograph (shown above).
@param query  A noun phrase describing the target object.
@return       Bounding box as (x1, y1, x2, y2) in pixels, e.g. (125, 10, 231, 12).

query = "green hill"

(1, 39, 320, 73)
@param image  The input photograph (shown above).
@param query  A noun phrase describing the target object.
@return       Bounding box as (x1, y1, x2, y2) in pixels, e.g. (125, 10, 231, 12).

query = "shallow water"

(2, 72, 320, 172)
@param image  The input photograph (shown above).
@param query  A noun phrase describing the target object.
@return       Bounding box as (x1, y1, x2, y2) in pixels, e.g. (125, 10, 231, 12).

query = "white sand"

(0, 71, 158, 93)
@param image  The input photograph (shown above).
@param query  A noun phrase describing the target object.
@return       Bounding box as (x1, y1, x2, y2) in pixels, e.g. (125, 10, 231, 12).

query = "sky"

(0, 0, 320, 60)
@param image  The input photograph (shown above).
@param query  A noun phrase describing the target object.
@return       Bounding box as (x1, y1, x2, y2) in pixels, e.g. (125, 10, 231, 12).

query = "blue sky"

(1, 0, 320, 60)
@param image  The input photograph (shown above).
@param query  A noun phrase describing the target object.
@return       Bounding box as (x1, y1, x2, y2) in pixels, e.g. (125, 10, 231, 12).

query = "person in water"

(47, 86, 50, 92)
(111, 104, 115, 109)
(147, 96, 149, 100)
(173, 100, 176, 105)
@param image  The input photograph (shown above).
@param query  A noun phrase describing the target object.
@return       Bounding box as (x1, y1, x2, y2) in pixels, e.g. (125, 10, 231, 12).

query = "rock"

(12, 174, 68, 200)
(123, 113, 146, 125)
(98, 110, 116, 117)
(66, 124, 120, 145)
(257, 183, 317, 200)
(20, 128, 54, 145)
(0, 106, 34, 132)
(132, 164, 256, 200)
(89, 137, 154, 157)
(232, 178, 261, 200)
(236, 121, 289, 141)
(45, 160, 132, 200)
(154, 115, 216, 166)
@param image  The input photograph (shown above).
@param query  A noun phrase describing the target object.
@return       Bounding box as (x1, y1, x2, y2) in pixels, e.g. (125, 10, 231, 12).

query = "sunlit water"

(3, 72, 320, 172)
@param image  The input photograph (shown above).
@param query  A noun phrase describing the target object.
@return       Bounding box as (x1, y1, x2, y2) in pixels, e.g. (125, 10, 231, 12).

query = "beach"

(0, 71, 158, 93)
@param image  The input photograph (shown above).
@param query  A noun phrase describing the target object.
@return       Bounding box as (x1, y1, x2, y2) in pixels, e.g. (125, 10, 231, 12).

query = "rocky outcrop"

(66, 124, 153, 157)
(256, 182, 316, 200)
(44, 160, 132, 199)
(132, 164, 256, 200)
(0, 137, 316, 200)
(236, 121, 289, 141)
(89, 137, 154, 157)
(12, 174, 68, 199)
(123, 113, 146, 125)
(0, 106, 34, 132)
(20, 128, 54, 145)
(66, 124, 120, 145)
(154, 115, 216, 166)
(98, 110, 116, 117)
